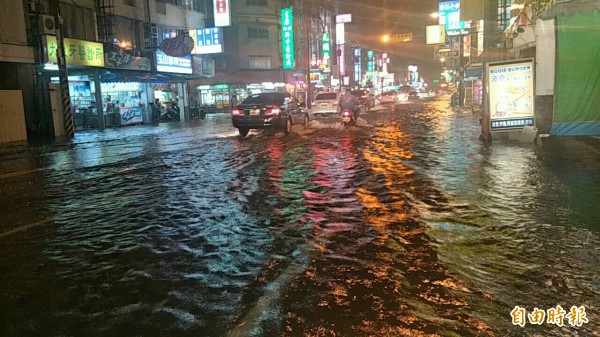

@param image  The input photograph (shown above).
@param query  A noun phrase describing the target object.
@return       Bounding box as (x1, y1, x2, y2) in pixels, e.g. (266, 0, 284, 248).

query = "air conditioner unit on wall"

(28, 0, 46, 13)
(40, 15, 56, 35)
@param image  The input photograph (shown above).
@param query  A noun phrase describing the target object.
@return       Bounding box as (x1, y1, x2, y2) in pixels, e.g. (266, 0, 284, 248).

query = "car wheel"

(303, 115, 310, 129)
(238, 127, 249, 138)
(283, 117, 292, 134)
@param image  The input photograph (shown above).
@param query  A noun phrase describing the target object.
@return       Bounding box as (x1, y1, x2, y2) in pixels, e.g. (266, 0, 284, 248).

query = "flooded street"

(1, 98, 599, 337)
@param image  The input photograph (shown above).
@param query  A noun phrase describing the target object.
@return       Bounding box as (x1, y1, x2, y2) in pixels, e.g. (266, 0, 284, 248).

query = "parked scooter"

(159, 101, 181, 122)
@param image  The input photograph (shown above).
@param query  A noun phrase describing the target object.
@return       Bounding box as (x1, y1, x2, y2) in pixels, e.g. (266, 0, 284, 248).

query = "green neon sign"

(322, 32, 330, 60)
(281, 7, 295, 69)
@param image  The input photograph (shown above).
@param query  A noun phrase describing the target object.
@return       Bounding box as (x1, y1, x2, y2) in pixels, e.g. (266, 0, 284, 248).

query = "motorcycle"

(340, 108, 356, 127)
(159, 101, 181, 122)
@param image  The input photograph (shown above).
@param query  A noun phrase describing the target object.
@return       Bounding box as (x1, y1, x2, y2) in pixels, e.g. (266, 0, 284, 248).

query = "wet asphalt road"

(0, 98, 599, 337)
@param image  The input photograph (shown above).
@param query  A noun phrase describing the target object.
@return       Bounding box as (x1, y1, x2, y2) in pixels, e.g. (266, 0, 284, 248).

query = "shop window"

(248, 27, 269, 39)
(248, 56, 271, 70)
(59, 3, 96, 41)
(157, 0, 183, 6)
(114, 16, 140, 50)
(247, 0, 268, 7)
(191, 0, 207, 12)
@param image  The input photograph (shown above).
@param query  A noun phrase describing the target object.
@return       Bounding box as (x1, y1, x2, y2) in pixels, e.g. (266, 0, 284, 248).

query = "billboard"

(46, 36, 104, 67)
(336, 14, 352, 24)
(189, 27, 223, 54)
(438, 1, 467, 32)
(336, 23, 345, 44)
(281, 8, 295, 69)
(426, 25, 446, 45)
(339, 44, 346, 76)
(155, 50, 192, 74)
(105, 52, 151, 71)
(487, 59, 535, 131)
(214, 0, 230, 27)
(353, 48, 362, 83)
(322, 33, 331, 60)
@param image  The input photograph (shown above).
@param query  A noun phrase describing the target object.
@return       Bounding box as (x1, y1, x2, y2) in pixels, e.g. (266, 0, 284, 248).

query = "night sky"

(337, 0, 442, 82)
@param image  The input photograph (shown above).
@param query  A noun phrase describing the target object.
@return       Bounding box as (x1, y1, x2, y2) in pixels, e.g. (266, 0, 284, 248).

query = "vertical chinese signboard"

(322, 33, 330, 61)
(487, 59, 535, 131)
(281, 7, 295, 70)
(353, 48, 362, 84)
(214, 0, 230, 27)
(339, 45, 346, 76)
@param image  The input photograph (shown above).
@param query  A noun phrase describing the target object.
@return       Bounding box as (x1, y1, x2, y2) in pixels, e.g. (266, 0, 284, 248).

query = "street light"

(381, 34, 390, 43)
(430, 12, 439, 19)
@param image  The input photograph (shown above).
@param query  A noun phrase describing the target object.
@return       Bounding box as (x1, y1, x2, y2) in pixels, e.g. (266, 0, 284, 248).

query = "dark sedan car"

(231, 92, 305, 137)
(408, 91, 420, 102)
(351, 89, 374, 110)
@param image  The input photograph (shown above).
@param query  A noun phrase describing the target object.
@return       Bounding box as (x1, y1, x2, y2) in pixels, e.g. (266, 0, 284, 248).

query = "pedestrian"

(230, 94, 238, 110)
(105, 97, 113, 113)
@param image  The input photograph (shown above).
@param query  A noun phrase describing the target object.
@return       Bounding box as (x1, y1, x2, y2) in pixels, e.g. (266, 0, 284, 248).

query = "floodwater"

(1, 98, 598, 337)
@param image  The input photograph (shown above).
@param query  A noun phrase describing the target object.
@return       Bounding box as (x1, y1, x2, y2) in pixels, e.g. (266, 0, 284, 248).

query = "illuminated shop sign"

(46, 36, 104, 67)
(189, 27, 223, 54)
(155, 50, 192, 74)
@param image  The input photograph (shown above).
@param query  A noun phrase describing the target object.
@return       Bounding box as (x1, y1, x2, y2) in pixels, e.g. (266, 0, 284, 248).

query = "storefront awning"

(188, 69, 287, 87)
(100, 70, 172, 84)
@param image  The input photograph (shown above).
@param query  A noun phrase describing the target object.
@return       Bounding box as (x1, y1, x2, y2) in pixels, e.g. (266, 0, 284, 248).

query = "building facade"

(189, 0, 336, 112)
(0, 0, 37, 143)
(0, 0, 208, 143)
(458, 0, 600, 138)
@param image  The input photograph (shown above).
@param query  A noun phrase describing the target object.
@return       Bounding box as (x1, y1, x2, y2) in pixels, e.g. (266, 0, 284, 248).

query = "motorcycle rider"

(339, 87, 360, 122)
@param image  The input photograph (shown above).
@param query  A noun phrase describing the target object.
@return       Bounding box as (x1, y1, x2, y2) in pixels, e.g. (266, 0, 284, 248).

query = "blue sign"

(120, 107, 143, 125)
(353, 48, 362, 83)
(190, 27, 223, 54)
(155, 50, 192, 74)
(438, 1, 465, 31)
(491, 118, 535, 131)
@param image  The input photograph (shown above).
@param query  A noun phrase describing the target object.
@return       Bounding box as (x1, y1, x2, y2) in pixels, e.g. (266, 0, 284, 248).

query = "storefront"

(43, 36, 106, 131)
(99, 71, 185, 125)
(188, 68, 293, 113)
(102, 51, 153, 126)
(154, 50, 191, 120)
(194, 82, 287, 113)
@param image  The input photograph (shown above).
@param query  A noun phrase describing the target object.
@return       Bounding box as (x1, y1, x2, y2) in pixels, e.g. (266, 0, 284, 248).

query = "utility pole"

(50, 0, 74, 138)
(458, 33, 465, 107)
(306, 16, 312, 108)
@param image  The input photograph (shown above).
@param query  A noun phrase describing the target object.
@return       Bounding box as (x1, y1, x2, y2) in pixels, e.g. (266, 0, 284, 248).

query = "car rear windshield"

(382, 92, 396, 96)
(315, 93, 337, 100)
(351, 91, 367, 96)
(241, 93, 286, 105)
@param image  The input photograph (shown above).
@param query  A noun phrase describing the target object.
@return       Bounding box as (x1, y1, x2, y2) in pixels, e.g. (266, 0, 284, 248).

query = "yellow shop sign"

(46, 36, 105, 67)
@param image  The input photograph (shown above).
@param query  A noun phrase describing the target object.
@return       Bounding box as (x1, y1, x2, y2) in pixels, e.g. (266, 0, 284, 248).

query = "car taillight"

(266, 106, 281, 116)
(231, 109, 243, 116)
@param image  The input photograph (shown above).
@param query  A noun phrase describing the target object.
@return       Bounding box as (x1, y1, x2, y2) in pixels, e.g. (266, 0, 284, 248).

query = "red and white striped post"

(51, 0, 74, 138)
